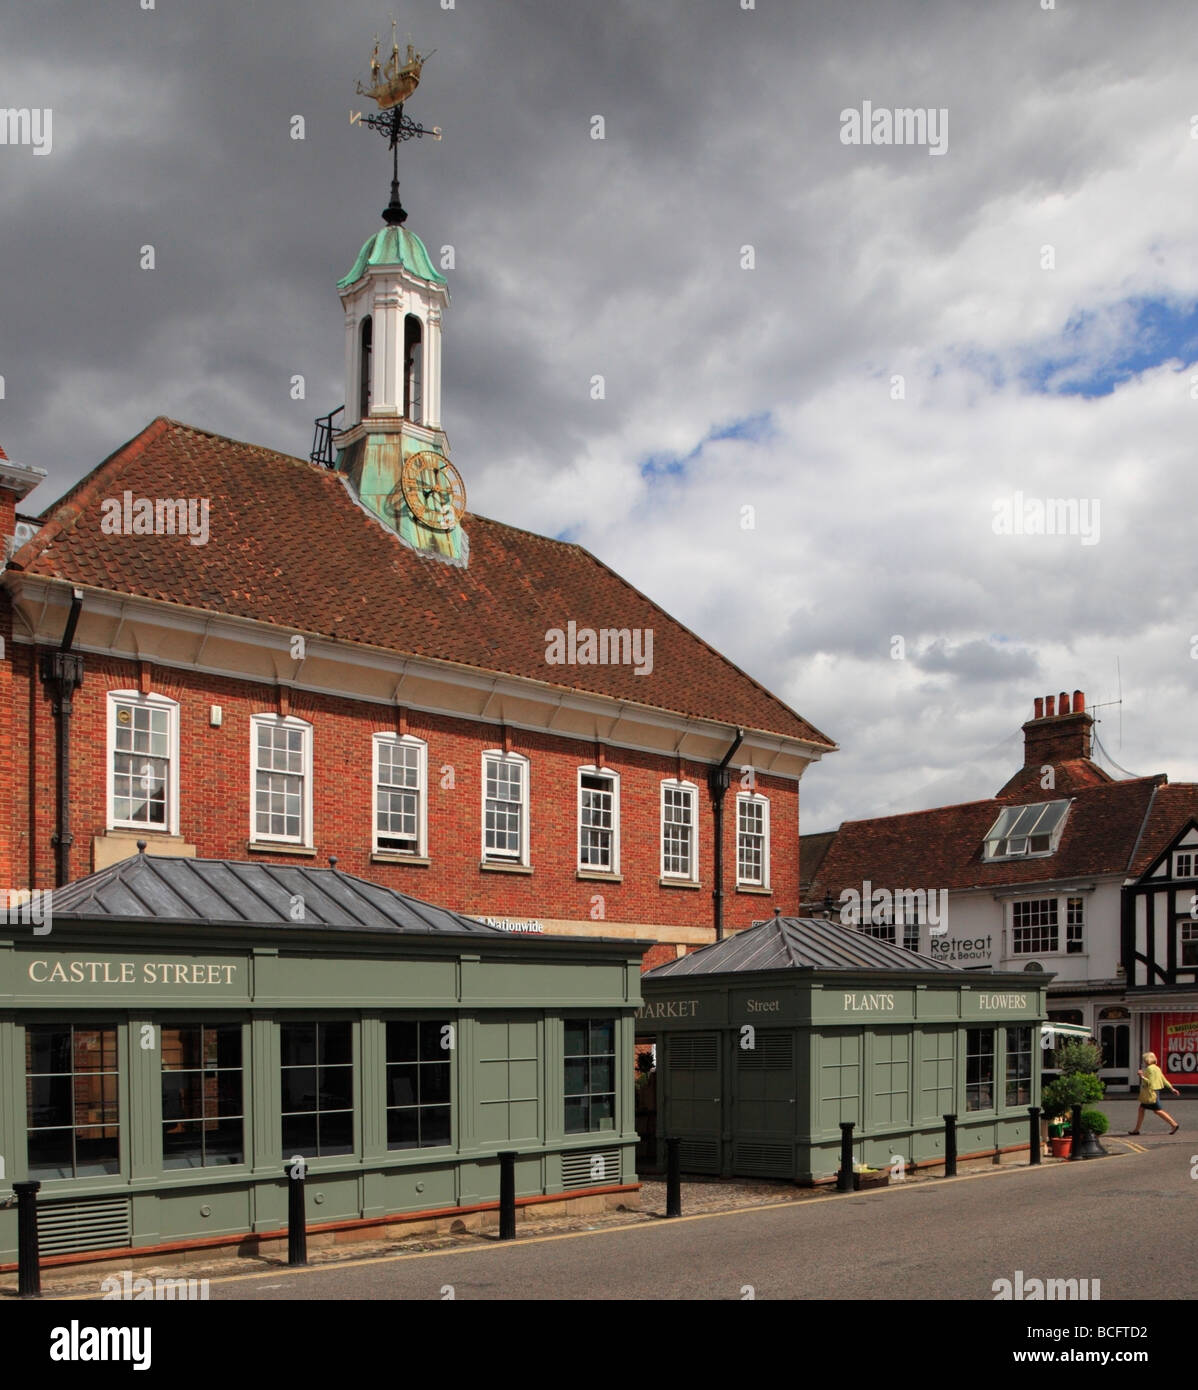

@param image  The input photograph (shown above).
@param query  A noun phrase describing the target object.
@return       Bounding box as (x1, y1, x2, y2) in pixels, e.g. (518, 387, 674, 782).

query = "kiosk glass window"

(26, 1024, 120, 1178)
(564, 1018, 616, 1133)
(965, 1028, 995, 1111)
(280, 1022, 353, 1157)
(1005, 1025, 1032, 1106)
(161, 1025, 244, 1168)
(386, 1020, 452, 1149)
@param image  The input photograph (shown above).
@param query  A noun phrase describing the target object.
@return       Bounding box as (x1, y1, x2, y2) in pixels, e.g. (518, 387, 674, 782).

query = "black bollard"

(1069, 1104, 1084, 1162)
(665, 1137, 682, 1217)
(14, 1180, 41, 1298)
(943, 1113, 957, 1177)
(498, 1151, 517, 1239)
(837, 1121, 855, 1192)
(1028, 1106, 1041, 1166)
(286, 1161, 307, 1266)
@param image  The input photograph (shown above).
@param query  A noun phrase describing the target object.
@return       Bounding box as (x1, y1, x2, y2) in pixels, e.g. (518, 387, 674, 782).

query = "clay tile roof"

(1128, 784, 1198, 876)
(810, 776, 1166, 898)
(12, 418, 834, 746)
(0, 443, 8, 460)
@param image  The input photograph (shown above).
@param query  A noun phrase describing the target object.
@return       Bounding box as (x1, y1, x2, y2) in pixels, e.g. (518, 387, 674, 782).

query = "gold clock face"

(399, 451, 466, 532)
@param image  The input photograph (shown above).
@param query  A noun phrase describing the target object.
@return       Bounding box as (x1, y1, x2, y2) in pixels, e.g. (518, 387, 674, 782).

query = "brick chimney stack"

(1022, 689, 1092, 767)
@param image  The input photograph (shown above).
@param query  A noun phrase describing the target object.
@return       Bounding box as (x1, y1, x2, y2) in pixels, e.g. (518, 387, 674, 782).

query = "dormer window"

(983, 799, 1070, 860)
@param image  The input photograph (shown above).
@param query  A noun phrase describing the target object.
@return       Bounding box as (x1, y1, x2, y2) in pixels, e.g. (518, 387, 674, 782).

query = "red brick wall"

(12, 651, 801, 930)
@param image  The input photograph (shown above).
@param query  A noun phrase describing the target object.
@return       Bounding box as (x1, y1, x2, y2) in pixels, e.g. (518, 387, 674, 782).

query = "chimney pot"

(1034, 697, 1044, 719)
(1045, 695, 1056, 717)
(1058, 691, 1069, 716)
(1073, 689, 1084, 714)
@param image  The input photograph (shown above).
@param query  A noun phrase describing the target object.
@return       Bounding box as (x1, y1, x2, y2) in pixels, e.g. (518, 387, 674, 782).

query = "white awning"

(1040, 1022, 1092, 1043)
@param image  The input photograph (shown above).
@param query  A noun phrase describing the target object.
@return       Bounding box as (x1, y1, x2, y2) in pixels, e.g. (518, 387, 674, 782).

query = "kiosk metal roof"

(645, 915, 963, 977)
(50, 851, 505, 936)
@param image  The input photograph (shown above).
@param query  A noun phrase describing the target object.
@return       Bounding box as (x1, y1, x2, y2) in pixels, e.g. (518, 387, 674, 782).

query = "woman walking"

(1128, 1052, 1180, 1134)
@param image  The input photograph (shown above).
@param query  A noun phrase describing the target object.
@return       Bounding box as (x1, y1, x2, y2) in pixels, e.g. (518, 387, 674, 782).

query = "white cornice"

(5, 574, 830, 778)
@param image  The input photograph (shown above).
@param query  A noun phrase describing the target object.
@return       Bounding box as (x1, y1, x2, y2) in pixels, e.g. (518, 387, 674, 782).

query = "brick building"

(0, 204, 834, 968)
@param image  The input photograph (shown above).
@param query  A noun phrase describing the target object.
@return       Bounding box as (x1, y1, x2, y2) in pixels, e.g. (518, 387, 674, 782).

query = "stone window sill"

(247, 841, 317, 857)
(480, 861, 534, 875)
(736, 884, 773, 895)
(577, 870, 623, 882)
(660, 877, 702, 890)
(371, 853, 432, 867)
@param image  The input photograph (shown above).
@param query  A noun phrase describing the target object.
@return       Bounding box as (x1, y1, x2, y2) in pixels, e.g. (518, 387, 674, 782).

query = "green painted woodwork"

(338, 225, 448, 290)
(639, 969, 1046, 1182)
(0, 929, 644, 1261)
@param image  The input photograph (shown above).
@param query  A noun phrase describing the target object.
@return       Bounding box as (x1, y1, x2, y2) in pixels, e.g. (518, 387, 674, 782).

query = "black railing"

(310, 405, 345, 468)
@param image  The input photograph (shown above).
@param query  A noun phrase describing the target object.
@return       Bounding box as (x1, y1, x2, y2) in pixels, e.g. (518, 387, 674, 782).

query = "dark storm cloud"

(4, 0, 1198, 829)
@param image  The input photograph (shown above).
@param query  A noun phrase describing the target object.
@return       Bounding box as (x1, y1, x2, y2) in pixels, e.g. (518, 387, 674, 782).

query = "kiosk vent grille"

(736, 1031, 792, 1070)
(561, 1149, 620, 1189)
(668, 1035, 718, 1070)
(38, 1197, 132, 1255)
(733, 1142, 792, 1178)
(678, 1138, 720, 1172)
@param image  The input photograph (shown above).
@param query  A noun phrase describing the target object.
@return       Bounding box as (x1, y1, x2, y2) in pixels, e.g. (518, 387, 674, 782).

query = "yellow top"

(1139, 1063, 1171, 1101)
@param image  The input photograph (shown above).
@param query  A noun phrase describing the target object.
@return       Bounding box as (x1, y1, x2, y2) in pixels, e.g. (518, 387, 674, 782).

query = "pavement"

(12, 1095, 1190, 1302)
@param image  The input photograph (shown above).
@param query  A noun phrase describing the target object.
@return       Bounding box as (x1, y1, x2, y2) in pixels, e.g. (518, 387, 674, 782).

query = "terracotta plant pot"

(1049, 1136, 1072, 1159)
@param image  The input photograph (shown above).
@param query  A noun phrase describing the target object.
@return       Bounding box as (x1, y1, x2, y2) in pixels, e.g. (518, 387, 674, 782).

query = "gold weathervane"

(357, 21, 435, 111)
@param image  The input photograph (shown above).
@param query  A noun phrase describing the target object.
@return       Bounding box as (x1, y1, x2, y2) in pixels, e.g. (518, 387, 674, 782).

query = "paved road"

(208, 1103, 1196, 1301)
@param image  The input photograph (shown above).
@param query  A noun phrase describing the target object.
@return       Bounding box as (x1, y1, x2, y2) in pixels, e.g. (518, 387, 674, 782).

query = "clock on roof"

(399, 450, 466, 532)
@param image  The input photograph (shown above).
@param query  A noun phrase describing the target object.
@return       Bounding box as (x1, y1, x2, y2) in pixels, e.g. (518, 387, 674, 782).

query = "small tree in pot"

(1042, 1040, 1107, 1158)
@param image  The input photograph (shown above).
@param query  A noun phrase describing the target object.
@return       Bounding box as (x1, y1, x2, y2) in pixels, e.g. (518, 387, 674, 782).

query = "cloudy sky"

(3, 0, 1198, 831)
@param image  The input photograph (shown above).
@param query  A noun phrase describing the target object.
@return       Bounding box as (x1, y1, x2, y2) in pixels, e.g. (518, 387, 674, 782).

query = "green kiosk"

(0, 852, 646, 1269)
(637, 915, 1046, 1183)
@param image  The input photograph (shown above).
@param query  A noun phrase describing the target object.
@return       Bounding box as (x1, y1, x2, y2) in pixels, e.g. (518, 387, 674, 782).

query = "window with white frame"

(578, 768, 618, 873)
(661, 781, 698, 880)
(1181, 918, 1198, 967)
(251, 715, 312, 845)
(1175, 852, 1195, 879)
(1011, 898, 1058, 954)
(735, 794, 770, 887)
(1065, 896, 1084, 954)
(108, 692, 179, 833)
(482, 752, 529, 864)
(374, 735, 427, 855)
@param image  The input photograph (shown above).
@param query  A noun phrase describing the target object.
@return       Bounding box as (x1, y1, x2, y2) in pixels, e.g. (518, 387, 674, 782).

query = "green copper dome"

(338, 225, 447, 289)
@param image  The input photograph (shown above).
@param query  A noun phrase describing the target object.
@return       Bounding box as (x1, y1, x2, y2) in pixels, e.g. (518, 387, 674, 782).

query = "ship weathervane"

(352, 22, 442, 226)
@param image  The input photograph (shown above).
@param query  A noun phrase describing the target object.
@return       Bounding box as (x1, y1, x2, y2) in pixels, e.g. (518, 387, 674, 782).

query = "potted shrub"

(1042, 1041, 1106, 1160)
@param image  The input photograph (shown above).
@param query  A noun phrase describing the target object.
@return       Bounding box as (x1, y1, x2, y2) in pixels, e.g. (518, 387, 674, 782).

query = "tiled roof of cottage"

(10, 418, 834, 747)
(809, 776, 1167, 899)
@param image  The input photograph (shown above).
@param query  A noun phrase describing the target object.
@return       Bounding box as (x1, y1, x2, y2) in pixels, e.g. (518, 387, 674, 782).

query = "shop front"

(637, 915, 1047, 1183)
(0, 852, 646, 1267)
